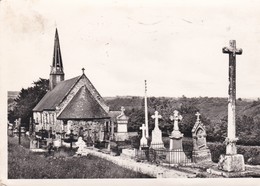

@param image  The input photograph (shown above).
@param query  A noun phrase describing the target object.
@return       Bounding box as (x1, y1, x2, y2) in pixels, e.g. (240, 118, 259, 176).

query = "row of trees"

(122, 96, 260, 146)
(8, 78, 49, 130)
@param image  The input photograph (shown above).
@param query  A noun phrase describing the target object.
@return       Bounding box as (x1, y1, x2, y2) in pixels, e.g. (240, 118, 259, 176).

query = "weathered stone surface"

(218, 40, 245, 172)
(75, 137, 87, 155)
(139, 124, 148, 148)
(218, 154, 245, 172)
(193, 149, 212, 163)
(150, 111, 164, 149)
(191, 112, 212, 162)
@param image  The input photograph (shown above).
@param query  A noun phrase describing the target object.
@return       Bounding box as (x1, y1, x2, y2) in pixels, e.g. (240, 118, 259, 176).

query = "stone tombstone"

(30, 138, 39, 149)
(150, 111, 165, 149)
(192, 112, 212, 163)
(53, 134, 62, 148)
(75, 137, 87, 156)
(139, 124, 148, 149)
(115, 106, 129, 141)
(166, 110, 189, 164)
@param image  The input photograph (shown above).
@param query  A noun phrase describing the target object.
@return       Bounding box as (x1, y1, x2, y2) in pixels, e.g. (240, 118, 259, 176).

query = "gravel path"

(80, 148, 196, 178)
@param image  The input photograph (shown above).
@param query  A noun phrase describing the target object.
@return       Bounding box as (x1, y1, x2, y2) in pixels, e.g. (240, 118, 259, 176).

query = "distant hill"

(8, 91, 19, 99)
(104, 96, 260, 124)
(8, 91, 19, 111)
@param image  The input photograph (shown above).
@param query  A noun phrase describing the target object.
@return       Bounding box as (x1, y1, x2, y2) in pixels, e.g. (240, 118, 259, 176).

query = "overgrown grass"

(8, 136, 153, 179)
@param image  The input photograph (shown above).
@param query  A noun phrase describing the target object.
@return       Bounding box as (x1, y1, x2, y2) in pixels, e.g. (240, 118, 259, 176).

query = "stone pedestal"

(192, 149, 212, 163)
(169, 130, 183, 150)
(218, 139, 245, 172)
(140, 137, 148, 149)
(166, 130, 188, 164)
(218, 154, 245, 172)
(150, 129, 165, 149)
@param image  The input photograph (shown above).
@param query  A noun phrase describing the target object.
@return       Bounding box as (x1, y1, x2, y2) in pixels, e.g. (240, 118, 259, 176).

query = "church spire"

(49, 28, 65, 90)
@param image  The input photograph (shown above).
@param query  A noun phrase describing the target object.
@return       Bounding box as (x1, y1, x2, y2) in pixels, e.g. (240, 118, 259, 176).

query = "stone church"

(32, 29, 129, 143)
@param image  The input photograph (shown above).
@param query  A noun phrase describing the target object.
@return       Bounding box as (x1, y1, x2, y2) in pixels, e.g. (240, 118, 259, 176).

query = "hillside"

(104, 96, 260, 124)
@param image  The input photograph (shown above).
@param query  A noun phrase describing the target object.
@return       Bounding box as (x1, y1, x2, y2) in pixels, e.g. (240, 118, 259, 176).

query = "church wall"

(64, 120, 106, 142)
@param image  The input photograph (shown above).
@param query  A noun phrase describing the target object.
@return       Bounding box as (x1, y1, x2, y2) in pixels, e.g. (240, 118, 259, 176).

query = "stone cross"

(195, 112, 201, 122)
(223, 40, 242, 142)
(14, 119, 20, 127)
(140, 124, 146, 138)
(152, 111, 162, 129)
(170, 110, 182, 131)
(120, 106, 125, 114)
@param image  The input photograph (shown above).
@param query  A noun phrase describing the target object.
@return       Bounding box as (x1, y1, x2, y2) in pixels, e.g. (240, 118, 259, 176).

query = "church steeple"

(49, 28, 65, 90)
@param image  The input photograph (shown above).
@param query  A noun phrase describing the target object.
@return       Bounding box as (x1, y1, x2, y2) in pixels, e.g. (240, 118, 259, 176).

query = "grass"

(8, 136, 153, 179)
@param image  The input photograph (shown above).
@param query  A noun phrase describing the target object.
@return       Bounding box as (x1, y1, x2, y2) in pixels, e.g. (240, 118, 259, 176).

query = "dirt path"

(80, 148, 196, 178)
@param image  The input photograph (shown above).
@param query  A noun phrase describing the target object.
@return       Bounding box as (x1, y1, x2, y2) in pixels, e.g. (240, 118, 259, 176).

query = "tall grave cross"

(223, 40, 242, 154)
(217, 40, 245, 172)
(151, 111, 162, 130)
(170, 110, 182, 131)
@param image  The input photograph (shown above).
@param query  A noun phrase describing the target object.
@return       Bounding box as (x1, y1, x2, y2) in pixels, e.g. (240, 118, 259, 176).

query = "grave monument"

(150, 111, 164, 149)
(218, 40, 245, 172)
(192, 112, 212, 162)
(139, 123, 148, 149)
(166, 110, 189, 164)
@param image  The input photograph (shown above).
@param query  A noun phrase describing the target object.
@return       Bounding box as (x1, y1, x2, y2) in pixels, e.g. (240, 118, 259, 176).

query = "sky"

(1, 0, 260, 98)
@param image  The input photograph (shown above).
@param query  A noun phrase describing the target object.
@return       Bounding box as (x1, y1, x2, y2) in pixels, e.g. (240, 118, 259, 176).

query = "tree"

(8, 78, 49, 129)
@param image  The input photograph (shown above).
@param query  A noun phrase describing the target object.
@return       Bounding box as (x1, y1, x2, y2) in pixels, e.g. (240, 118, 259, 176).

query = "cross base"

(218, 154, 245, 172)
(225, 137, 238, 155)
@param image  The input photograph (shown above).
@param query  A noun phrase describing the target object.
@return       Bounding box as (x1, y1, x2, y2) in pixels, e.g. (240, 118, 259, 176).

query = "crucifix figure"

(151, 111, 162, 130)
(195, 112, 201, 122)
(170, 110, 182, 131)
(223, 40, 242, 154)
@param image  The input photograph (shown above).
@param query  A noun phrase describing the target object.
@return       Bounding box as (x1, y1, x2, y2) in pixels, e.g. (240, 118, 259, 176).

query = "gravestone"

(150, 111, 165, 149)
(218, 40, 245, 172)
(166, 110, 189, 164)
(75, 137, 87, 156)
(139, 124, 148, 149)
(115, 106, 129, 141)
(53, 134, 62, 148)
(192, 112, 212, 162)
(30, 138, 39, 149)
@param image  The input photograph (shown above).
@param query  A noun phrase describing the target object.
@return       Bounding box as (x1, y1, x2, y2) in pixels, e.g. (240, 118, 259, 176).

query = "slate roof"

(33, 76, 81, 111)
(57, 85, 110, 120)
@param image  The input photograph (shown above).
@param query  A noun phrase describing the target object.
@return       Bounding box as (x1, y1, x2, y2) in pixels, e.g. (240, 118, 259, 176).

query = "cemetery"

(7, 28, 260, 179)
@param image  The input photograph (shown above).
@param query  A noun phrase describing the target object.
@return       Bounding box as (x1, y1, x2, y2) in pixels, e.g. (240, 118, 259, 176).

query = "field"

(8, 136, 152, 179)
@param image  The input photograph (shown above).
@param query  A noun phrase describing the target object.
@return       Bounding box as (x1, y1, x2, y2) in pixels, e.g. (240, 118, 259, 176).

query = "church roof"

(33, 76, 81, 111)
(57, 85, 110, 120)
